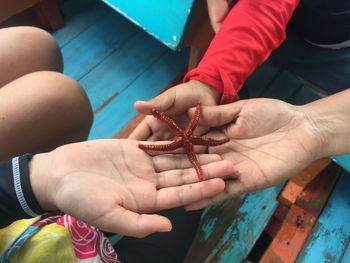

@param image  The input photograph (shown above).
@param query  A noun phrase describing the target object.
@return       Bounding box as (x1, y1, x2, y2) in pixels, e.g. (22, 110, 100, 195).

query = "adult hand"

(207, 0, 232, 33)
(129, 80, 220, 141)
(185, 98, 326, 210)
(29, 139, 235, 237)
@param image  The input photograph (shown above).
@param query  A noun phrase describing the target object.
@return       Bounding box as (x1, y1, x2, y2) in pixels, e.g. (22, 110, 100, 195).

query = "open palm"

(34, 139, 234, 236)
(186, 98, 324, 209)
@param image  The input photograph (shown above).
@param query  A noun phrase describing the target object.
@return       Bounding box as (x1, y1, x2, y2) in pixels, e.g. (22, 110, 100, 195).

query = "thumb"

(101, 207, 172, 238)
(134, 88, 176, 115)
(190, 101, 244, 127)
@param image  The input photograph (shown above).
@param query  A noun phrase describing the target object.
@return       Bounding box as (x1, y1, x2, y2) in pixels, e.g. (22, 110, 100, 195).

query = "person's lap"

(0, 26, 92, 160)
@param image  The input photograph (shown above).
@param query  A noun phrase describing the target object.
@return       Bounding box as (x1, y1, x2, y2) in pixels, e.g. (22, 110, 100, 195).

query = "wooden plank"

(88, 48, 189, 139)
(264, 204, 289, 239)
(54, 0, 109, 48)
(115, 71, 185, 139)
(184, 184, 284, 263)
(101, 0, 196, 50)
(260, 162, 341, 263)
(61, 8, 138, 80)
(279, 158, 331, 206)
(341, 243, 350, 263)
(80, 30, 168, 111)
(296, 171, 350, 263)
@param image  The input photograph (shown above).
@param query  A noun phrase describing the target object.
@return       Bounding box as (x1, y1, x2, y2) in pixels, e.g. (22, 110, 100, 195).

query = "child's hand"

(29, 139, 235, 237)
(129, 80, 219, 141)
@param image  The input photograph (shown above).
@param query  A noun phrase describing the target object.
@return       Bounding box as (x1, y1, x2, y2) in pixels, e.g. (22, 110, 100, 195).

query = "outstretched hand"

(129, 80, 220, 141)
(185, 98, 325, 210)
(29, 139, 235, 237)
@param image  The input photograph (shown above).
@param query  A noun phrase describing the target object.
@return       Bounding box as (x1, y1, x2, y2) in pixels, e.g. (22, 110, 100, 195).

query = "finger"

(129, 116, 154, 140)
(156, 160, 237, 188)
(153, 153, 222, 171)
(138, 141, 207, 156)
(189, 102, 245, 127)
(97, 206, 172, 238)
(155, 178, 225, 210)
(185, 180, 246, 210)
(134, 88, 176, 115)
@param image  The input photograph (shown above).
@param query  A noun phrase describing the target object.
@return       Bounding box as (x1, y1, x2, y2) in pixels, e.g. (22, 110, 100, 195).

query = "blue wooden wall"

(101, 0, 196, 50)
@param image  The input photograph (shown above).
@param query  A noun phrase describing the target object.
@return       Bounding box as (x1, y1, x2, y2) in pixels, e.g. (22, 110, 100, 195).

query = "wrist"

(298, 103, 344, 159)
(188, 80, 221, 104)
(29, 153, 57, 211)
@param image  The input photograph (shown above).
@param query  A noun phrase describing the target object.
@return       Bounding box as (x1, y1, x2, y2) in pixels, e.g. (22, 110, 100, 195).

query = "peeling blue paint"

(297, 172, 350, 263)
(202, 218, 218, 241)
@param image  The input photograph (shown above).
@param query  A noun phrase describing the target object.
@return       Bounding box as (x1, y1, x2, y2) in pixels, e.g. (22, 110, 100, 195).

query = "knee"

(30, 71, 93, 137)
(46, 72, 93, 133)
(11, 26, 63, 72)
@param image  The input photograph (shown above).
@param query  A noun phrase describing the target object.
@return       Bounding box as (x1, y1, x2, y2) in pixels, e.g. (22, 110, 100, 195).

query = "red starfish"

(139, 102, 230, 181)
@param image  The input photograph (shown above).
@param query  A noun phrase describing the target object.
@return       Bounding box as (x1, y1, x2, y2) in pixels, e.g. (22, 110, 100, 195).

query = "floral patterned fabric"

(0, 214, 121, 263)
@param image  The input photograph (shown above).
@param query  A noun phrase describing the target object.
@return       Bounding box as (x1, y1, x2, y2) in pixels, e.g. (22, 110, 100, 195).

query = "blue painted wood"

(217, 184, 284, 262)
(332, 155, 350, 174)
(80, 30, 168, 111)
(296, 172, 350, 263)
(54, 0, 109, 48)
(61, 8, 138, 80)
(88, 48, 189, 139)
(341, 244, 350, 263)
(184, 184, 284, 262)
(101, 0, 196, 50)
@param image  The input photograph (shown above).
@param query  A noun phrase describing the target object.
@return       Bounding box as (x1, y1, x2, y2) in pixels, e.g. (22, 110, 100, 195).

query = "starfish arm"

(185, 102, 201, 136)
(190, 136, 230, 146)
(151, 108, 184, 136)
(185, 144, 204, 181)
(139, 139, 184, 151)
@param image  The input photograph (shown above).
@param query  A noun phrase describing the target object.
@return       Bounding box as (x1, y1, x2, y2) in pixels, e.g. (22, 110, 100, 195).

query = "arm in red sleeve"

(184, 0, 300, 104)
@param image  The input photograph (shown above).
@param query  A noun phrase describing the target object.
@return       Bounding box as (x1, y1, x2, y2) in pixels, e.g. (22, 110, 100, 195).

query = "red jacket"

(184, 0, 300, 104)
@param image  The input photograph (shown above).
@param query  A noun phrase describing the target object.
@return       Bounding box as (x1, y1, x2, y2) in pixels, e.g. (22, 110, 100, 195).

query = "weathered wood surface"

(88, 48, 189, 139)
(341, 243, 350, 263)
(296, 171, 350, 262)
(184, 184, 284, 263)
(54, 0, 189, 138)
(279, 158, 331, 206)
(260, 162, 341, 263)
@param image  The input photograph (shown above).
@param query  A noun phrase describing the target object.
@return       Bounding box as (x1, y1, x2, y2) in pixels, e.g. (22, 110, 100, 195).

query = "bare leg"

(0, 26, 63, 87)
(0, 71, 93, 160)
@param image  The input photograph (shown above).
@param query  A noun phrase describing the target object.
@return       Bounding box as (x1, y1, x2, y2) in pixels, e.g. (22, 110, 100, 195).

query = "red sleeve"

(184, 0, 300, 104)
